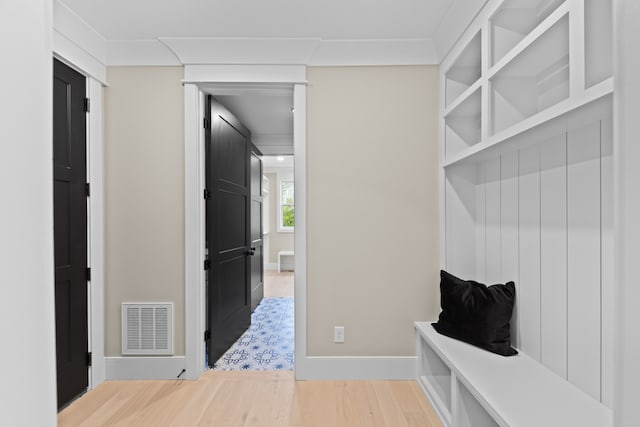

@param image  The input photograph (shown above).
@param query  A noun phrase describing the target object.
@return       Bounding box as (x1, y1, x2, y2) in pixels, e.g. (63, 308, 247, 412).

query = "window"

(279, 177, 294, 232)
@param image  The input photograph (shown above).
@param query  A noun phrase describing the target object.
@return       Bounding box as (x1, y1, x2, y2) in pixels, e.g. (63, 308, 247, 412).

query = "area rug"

(212, 297, 294, 371)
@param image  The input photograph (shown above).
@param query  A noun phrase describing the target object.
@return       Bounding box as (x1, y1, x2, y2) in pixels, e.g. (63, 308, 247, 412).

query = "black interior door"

(206, 96, 253, 365)
(250, 146, 264, 311)
(53, 58, 88, 408)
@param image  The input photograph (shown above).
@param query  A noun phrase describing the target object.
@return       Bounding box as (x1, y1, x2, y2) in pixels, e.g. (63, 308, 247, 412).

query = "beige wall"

(306, 66, 440, 356)
(104, 67, 185, 357)
(265, 172, 294, 265)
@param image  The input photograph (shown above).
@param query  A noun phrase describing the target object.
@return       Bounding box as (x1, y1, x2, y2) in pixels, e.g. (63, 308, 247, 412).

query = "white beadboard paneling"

(600, 117, 614, 408)
(518, 145, 542, 360)
(539, 135, 568, 379)
(485, 158, 501, 284)
(567, 122, 601, 401)
(445, 166, 477, 279)
(475, 168, 487, 283)
(501, 152, 519, 348)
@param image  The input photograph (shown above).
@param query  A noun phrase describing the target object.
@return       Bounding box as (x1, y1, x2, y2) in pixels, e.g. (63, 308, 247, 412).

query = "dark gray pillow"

(432, 270, 517, 356)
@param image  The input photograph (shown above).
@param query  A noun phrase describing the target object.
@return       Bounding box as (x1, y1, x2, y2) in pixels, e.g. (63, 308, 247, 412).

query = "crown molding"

(106, 37, 442, 67)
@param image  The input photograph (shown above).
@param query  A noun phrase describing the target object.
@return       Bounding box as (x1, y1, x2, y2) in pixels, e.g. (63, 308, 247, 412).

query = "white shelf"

(445, 32, 482, 108)
(444, 88, 481, 161)
(491, 13, 569, 135)
(415, 322, 612, 427)
(417, 337, 452, 422)
(490, 0, 565, 66)
(585, 0, 613, 88)
(443, 77, 612, 168)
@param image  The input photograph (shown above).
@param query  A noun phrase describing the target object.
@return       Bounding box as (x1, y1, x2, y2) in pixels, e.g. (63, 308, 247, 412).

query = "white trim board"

(105, 357, 186, 380)
(87, 77, 106, 388)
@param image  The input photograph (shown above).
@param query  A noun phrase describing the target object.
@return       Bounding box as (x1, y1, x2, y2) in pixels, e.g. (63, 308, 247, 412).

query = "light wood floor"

(264, 270, 294, 298)
(58, 371, 442, 426)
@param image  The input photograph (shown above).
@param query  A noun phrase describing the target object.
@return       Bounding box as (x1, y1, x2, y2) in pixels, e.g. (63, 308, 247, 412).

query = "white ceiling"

(215, 92, 294, 155)
(60, 0, 453, 41)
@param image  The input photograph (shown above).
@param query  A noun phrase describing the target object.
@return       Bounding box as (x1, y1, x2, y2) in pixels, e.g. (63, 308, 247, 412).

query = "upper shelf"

(490, 0, 565, 67)
(490, 13, 569, 135)
(440, 0, 613, 168)
(445, 32, 481, 108)
(443, 78, 612, 168)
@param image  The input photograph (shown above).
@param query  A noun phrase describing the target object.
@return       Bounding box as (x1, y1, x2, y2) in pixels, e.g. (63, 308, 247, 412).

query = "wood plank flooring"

(58, 371, 442, 426)
(264, 270, 294, 298)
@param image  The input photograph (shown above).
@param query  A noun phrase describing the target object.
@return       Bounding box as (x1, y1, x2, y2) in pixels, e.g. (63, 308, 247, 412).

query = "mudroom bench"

(415, 322, 612, 427)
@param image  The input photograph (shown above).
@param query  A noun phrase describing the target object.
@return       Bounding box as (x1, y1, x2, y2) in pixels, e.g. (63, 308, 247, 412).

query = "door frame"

(52, 54, 106, 390)
(183, 65, 308, 380)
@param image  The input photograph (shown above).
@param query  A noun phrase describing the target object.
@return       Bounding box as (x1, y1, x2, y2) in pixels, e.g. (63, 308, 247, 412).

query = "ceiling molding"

(106, 37, 442, 67)
(309, 39, 439, 66)
(54, 0, 107, 63)
(53, 0, 108, 83)
(107, 40, 182, 66)
(160, 37, 321, 65)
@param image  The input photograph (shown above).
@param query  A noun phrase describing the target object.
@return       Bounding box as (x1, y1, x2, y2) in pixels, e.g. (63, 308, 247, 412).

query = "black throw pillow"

(432, 270, 518, 356)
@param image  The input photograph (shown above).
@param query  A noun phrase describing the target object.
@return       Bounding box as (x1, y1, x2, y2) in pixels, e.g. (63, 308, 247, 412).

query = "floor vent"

(122, 303, 173, 355)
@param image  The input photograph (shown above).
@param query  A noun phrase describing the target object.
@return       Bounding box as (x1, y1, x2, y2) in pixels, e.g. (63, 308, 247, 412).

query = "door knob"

(248, 247, 256, 256)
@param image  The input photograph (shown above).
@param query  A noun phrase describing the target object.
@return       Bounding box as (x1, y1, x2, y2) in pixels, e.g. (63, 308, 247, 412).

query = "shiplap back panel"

(518, 145, 542, 361)
(445, 165, 477, 279)
(444, 117, 613, 406)
(501, 152, 520, 349)
(566, 122, 602, 400)
(600, 118, 614, 408)
(539, 135, 569, 380)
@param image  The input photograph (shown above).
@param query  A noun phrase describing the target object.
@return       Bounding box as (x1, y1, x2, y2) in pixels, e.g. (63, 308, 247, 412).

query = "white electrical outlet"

(334, 326, 345, 343)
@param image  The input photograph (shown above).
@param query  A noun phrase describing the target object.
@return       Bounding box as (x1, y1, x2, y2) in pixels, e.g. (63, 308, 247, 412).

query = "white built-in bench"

(277, 250, 294, 272)
(415, 322, 612, 427)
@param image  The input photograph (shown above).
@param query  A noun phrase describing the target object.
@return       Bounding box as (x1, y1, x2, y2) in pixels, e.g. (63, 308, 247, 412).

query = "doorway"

(203, 92, 296, 370)
(183, 72, 306, 379)
(53, 58, 89, 408)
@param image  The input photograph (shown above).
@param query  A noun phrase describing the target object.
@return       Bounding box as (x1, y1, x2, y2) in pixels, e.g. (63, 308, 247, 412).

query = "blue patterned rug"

(212, 297, 294, 371)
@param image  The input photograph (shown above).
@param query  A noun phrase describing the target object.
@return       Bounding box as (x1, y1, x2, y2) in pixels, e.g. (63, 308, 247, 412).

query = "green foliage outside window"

(281, 180, 294, 229)
(282, 205, 295, 227)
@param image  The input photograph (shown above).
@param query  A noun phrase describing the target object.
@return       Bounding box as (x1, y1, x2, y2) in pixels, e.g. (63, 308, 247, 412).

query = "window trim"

(277, 172, 294, 233)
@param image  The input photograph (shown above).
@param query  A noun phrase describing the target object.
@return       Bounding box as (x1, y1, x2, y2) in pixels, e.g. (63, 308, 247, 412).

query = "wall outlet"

(334, 326, 345, 343)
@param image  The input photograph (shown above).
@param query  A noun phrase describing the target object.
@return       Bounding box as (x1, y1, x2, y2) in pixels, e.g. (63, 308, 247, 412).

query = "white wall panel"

(475, 169, 487, 283)
(445, 166, 478, 279)
(485, 158, 502, 284)
(540, 135, 568, 379)
(501, 152, 520, 348)
(600, 117, 614, 408)
(518, 146, 542, 360)
(446, 121, 612, 403)
(567, 122, 602, 400)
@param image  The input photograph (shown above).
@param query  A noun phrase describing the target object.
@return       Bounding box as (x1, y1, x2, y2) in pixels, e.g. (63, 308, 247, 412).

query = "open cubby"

(490, 0, 565, 66)
(418, 337, 452, 417)
(491, 14, 569, 135)
(457, 381, 500, 427)
(445, 88, 481, 160)
(445, 32, 481, 107)
(585, 0, 613, 88)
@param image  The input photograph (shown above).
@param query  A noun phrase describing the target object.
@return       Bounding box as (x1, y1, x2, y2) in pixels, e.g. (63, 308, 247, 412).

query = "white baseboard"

(295, 356, 416, 380)
(265, 262, 277, 271)
(105, 356, 187, 380)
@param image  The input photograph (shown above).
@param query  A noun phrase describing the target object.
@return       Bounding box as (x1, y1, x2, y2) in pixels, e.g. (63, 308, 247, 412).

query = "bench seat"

(415, 321, 612, 427)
